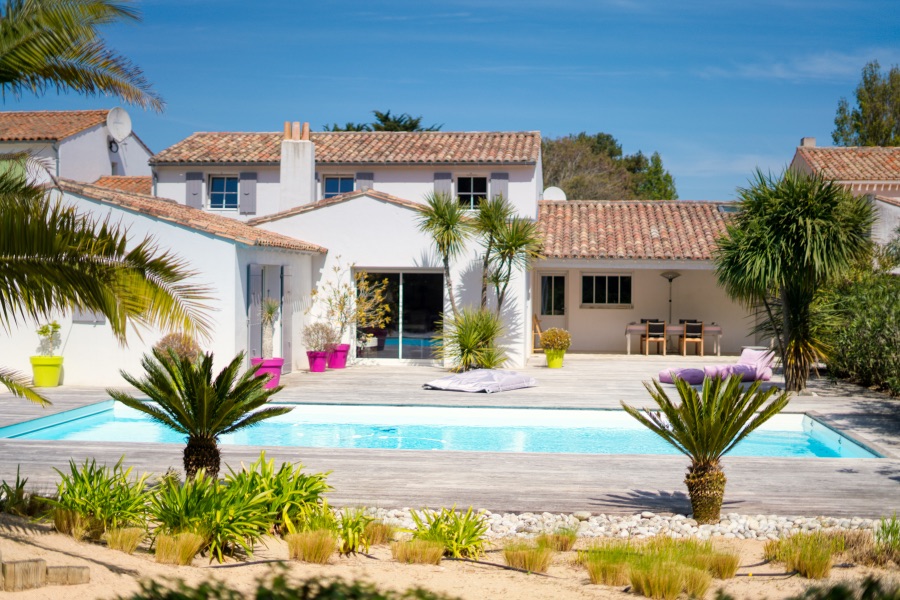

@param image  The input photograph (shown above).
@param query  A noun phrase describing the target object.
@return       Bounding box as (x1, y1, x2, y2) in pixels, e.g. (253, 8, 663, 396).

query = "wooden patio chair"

(532, 314, 544, 353)
(680, 321, 704, 356)
(642, 320, 667, 356)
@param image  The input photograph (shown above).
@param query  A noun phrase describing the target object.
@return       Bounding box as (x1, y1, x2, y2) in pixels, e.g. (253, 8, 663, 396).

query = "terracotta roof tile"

(795, 146, 900, 181)
(248, 189, 423, 225)
(58, 179, 326, 254)
(538, 200, 730, 260)
(875, 195, 900, 208)
(151, 131, 541, 165)
(93, 176, 152, 196)
(0, 110, 109, 141)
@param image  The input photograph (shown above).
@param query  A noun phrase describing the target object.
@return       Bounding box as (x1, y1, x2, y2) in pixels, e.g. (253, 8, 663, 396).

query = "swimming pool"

(0, 402, 878, 458)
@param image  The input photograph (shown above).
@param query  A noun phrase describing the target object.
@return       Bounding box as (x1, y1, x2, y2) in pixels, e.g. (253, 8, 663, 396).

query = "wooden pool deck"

(1, 354, 898, 518)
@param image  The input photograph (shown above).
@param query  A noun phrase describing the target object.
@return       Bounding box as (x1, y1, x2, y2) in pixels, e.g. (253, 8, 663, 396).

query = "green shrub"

(765, 532, 843, 578)
(410, 506, 488, 559)
(434, 308, 507, 372)
(537, 527, 577, 551)
(52, 457, 150, 540)
(336, 507, 373, 555)
(391, 539, 445, 565)
(284, 530, 336, 564)
(291, 499, 338, 533)
(540, 328, 571, 351)
(503, 541, 553, 573)
(0, 466, 34, 516)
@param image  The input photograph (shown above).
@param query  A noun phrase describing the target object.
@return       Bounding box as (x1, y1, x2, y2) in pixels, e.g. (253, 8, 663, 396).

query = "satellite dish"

(543, 186, 567, 201)
(106, 107, 132, 143)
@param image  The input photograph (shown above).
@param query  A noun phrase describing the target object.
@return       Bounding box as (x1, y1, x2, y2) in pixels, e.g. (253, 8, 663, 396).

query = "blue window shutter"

(434, 172, 452, 196)
(490, 172, 509, 200)
(281, 265, 293, 374)
(356, 172, 374, 192)
(248, 264, 263, 358)
(239, 172, 257, 215)
(186, 172, 203, 208)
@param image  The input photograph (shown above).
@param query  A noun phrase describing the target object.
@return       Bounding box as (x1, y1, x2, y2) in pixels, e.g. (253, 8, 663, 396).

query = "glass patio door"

(538, 273, 567, 331)
(357, 272, 443, 360)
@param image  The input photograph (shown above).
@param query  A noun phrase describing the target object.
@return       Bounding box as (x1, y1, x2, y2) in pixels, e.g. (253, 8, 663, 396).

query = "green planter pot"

(30, 356, 63, 387)
(545, 349, 566, 368)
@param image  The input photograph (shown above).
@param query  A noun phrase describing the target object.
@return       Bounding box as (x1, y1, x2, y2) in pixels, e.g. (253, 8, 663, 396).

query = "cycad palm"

(109, 350, 292, 479)
(0, 0, 163, 110)
(622, 376, 789, 523)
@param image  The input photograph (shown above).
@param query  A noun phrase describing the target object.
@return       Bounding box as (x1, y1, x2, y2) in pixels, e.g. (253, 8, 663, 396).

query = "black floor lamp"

(660, 271, 681, 324)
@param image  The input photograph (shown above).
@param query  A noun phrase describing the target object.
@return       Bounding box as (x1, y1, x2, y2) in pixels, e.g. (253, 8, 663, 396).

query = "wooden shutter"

(281, 265, 293, 374)
(186, 172, 203, 208)
(248, 264, 263, 358)
(434, 172, 452, 196)
(356, 172, 374, 192)
(239, 172, 257, 215)
(490, 172, 509, 200)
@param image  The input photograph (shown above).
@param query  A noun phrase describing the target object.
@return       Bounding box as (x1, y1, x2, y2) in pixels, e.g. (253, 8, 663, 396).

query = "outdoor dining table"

(624, 323, 723, 356)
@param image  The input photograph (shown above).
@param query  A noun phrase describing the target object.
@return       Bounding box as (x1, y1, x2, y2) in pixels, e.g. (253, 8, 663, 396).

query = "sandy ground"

(1, 514, 898, 600)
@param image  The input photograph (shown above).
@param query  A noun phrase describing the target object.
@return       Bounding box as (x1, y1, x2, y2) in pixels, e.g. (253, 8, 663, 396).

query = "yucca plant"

(433, 307, 507, 372)
(336, 508, 374, 556)
(622, 375, 789, 523)
(109, 350, 292, 479)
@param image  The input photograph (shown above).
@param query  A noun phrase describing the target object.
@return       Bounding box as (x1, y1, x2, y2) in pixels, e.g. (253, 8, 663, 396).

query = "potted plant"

(302, 322, 339, 373)
(31, 321, 63, 386)
(251, 297, 284, 388)
(541, 327, 571, 368)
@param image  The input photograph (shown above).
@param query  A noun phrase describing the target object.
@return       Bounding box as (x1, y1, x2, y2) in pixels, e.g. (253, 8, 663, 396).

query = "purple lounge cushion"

(738, 348, 775, 370)
(658, 368, 706, 385)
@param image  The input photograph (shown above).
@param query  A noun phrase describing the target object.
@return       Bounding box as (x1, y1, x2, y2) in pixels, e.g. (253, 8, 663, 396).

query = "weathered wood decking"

(1, 354, 898, 517)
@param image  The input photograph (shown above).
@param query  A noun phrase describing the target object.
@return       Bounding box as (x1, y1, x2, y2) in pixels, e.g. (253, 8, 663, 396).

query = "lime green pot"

(30, 356, 63, 387)
(545, 349, 566, 368)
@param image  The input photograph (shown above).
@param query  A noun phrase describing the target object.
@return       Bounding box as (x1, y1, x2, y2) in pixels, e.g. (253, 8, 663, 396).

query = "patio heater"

(660, 271, 681, 324)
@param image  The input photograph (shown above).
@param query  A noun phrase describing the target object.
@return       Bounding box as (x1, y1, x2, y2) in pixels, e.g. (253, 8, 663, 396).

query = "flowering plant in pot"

(302, 322, 339, 373)
(31, 321, 63, 386)
(251, 297, 284, 388)
(541, 328, 571, 368)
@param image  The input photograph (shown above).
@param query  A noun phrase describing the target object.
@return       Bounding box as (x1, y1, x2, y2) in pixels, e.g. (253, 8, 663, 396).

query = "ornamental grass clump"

(105, 527, 145, 554)
(622, 375, 789, 524)
(391, 539, 445, 565)
(364, 520, 396, 546)
(155, 532, 206, 566)
(765, 531, 844, 579)
(537, 527, 577, 552)
(503, 541, 554, 573)
(285, 530, 337, 564)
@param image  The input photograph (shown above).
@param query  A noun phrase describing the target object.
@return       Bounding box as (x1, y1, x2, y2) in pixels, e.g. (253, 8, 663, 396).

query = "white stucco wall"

(256, 194, 532, 366)
(58, 125, 151, 182)
(154, 166, 281, 219)
(873, 198, 900, 246)
(534, 262, 755, 355)
(0, 142, 57, 183)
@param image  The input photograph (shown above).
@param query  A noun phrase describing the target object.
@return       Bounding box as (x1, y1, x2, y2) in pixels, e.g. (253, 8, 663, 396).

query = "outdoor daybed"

(658, 347, 775, 385)
(423, 369, 537, 393)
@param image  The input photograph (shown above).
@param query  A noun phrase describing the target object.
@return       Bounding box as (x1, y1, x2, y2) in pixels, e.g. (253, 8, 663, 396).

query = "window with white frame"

(457, 176, 487, 209)
(209, 175, 239, 210)
(324, 176, 354, 198)
(581, 274, 632, 306)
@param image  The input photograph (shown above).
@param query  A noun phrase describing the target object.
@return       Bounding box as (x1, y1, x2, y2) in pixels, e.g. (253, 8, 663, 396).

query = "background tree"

(323, 109, 441, 132)
(714, 169, 874, 391)
(833, 60, 900, 146)
(0, 0, 163, 111)
(542, 132, 677, 200)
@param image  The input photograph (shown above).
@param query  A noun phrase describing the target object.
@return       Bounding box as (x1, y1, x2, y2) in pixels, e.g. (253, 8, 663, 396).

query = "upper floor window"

(324, 176, 354, 199)
(209, 175, 238, 210)
(458, 176, 487, 210)
(582, 274, 632, 307)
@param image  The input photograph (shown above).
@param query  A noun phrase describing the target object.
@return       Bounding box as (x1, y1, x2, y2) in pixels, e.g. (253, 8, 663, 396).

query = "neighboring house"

(0, 109, 152, 183)
(0, 179, 325, 386)
(790, 138, 900, 245)
(93, 175, 152, 195)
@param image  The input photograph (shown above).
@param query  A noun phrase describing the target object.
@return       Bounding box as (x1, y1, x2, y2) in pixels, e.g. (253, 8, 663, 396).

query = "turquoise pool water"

(0, 402, 878, 458)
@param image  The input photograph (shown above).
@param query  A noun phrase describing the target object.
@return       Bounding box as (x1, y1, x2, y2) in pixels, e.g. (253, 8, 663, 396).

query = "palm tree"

(714, 169, 873, 391)
(0, 169, 211, 404)
(109, 350, 292, 479)
(622, 376, 789, 524)
(474, 195, 514, 309)
(0, 0, 164, 111)
(486, 215, 543, 315)
(416, 192, 472, 319)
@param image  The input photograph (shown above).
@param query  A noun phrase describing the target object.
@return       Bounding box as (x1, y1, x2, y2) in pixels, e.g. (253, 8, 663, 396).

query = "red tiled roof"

(0, 110, 109, 141)
(248, 189, 423, 225)
(93, 176, 152, 196)
(58, 180, 326, 254)
(794, 146, 900, 181)
(875, 195, 900, 208)
(538, 200, 731, 260)
(151, 131, 541, 165)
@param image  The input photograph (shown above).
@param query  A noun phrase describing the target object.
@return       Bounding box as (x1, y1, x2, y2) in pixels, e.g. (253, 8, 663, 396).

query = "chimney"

(800, 137, 816, 148)
(280, 121, 316, 209)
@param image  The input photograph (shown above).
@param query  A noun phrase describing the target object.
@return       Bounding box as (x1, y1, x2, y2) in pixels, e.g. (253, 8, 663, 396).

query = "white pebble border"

(363, 508, 878, 541)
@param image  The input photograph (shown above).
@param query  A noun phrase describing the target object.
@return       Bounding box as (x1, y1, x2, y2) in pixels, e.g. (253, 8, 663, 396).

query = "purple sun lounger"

(658, 348, 775, 385)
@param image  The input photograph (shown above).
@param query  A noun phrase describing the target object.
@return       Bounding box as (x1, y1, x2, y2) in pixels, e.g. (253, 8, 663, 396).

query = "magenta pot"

(327, 344, 350, 369)
(306, 351, 328, 373)
(250, 357, 284, 389)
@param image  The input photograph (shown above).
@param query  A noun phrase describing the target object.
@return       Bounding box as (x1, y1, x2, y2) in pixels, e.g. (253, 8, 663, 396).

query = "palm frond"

(0, 366, 49, 405)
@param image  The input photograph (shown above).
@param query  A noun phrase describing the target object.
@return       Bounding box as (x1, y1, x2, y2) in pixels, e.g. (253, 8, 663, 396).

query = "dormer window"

(209, 176, 239, 210)
(324, 176, 354, 199)
(457, 176, 487, 210)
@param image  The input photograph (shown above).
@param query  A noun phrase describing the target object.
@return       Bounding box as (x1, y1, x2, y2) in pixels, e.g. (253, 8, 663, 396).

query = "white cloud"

(697, 49, 900, 83)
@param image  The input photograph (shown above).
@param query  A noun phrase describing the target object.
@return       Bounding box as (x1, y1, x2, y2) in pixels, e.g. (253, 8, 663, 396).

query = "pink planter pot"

(327, 344, 350, 369)
(306, 351, 328, 373)
(250, 357, 284, 389)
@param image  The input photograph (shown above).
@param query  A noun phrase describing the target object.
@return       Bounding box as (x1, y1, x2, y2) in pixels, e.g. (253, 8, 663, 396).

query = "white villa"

(2, 110, 898, 386)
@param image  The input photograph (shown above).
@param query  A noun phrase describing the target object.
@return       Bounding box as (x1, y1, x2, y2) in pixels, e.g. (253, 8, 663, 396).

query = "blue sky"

(9, 0, 900, 200)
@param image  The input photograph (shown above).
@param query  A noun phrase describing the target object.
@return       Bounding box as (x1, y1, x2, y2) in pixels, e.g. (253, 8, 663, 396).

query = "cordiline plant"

(410, 506, 488, 559)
